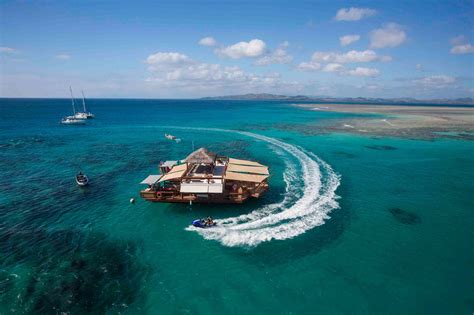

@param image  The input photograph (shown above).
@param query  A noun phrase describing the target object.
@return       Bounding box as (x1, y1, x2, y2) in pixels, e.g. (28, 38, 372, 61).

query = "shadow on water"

(0, 227, 148, 314)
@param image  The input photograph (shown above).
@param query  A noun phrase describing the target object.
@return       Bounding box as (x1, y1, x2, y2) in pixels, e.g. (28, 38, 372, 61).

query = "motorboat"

(76, 171, 89, 186)
(165, 133, 176, 140)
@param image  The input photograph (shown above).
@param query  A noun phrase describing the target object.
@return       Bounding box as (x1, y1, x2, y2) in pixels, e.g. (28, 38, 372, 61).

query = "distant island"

(201, 93, 474, 105)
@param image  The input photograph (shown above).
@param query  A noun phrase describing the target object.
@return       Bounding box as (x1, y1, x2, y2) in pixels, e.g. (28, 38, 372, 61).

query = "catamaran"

(61, 87, 86, 125)
(74, 90, 95, 119)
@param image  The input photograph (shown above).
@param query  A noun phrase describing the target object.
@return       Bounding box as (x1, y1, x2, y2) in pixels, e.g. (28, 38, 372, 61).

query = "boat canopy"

(168, 163, 187, 173)
(185, 148, 216, 164)
(140, 175, 162, 185)
(159, 168, 186, 182)
(225, 171, 268, 183)
(227, 164, 269, 175)
(229, 158, 264, 167)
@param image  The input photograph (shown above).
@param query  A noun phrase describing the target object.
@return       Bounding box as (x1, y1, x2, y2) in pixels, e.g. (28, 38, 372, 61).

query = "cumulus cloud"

(297, 61, 321, 71)
(215, 39, 266, 59)
(0, 47, 17, 54)
(144, 51, 298, 94)
(55, 54, 71, 60)
(146, 52, 194, 72)
(450, 44, 474, 54)
(335, 7, 376, 21)
(255, 41, 293, 66)
(340, 35, 360, 46)
(348, 67, 380, 77)
(323, 63, 344, 73)
(448, 35, 474, 54)
(413, 75, 456, 88)
(311, 49, 390, 63)
(198, 36, 217, 46)
(369, 23, 407, 48)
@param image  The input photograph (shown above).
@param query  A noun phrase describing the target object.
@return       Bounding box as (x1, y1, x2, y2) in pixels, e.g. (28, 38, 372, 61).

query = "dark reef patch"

(365, 145, 397, 151)
(333, 151, 357, 159)
(0, 228, 147, 314)
(389, 208, 421, 225)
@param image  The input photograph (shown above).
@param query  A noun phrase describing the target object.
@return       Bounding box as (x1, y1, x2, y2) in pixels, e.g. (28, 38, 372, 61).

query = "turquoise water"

(1, 99, 473, 314)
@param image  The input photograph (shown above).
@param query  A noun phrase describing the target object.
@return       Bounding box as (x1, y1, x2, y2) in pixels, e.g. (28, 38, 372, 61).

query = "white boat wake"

(180, 127, 341, 247)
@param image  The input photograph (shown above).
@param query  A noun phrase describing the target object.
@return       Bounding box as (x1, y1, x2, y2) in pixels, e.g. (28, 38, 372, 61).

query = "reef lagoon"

(1, 99, 473, 314)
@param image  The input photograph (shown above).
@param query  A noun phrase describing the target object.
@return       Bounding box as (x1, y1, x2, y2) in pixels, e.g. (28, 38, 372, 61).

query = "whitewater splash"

(183, 128, 341, 247)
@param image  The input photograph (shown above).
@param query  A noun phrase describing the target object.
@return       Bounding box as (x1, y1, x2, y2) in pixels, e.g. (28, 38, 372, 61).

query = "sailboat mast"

(69, 86, 76, 114)
(81, 90, 87, 112)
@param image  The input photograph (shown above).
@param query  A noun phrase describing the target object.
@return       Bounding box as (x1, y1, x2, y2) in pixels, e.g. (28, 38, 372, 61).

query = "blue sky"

(0, 0, 473, 98)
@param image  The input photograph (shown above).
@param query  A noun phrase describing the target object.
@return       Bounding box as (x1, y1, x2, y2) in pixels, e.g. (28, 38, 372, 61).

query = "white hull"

(74, 112, 95, 119)
(61, 116, 86, 125)
(76, 174, 89, 186)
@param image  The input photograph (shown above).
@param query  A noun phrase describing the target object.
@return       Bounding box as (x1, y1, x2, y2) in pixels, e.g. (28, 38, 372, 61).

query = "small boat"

(165, 133, 176, 140)
(61, 116, 86, 125)
(76, 171, 89, 186)
(192, 218, 217, 228)
(74, 90, 95, 119)
(61, 87, 87, 125)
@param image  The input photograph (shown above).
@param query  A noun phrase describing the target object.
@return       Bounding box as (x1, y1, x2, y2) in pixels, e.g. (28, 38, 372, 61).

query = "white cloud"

(413, 75, 456, 88)
(323, 63, 344, 73)
(335, 7, 376, 21)
(450, 44, 474, 54)
(448, 35, 474, 54)
(146, 52, 194, 71)
(297, 61, 321, 71)
(340, 35, 360, 46)
(255, 41, 293, 66)
(55, 54, 71, 60)
(0, 47, 17, 54)
(144, 50, 299, 94)
(369, 23, 407, 48)
(198, 36, 217, 46)
(416, 64, 423, 71)
(215, 39, 266, 59)
(311, 49, 390, 63)
(348, 67, 380, 77)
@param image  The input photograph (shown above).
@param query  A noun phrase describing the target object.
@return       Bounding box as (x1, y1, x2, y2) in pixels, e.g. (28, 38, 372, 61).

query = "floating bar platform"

(139, 148, 269, 204)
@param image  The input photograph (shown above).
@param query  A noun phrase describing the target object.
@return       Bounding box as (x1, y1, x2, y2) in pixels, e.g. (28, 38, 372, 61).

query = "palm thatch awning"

(185, 147, 216, 164)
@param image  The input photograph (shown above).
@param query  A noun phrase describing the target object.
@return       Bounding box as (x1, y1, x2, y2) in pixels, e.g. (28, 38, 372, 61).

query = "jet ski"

(192, 218, 216, 228)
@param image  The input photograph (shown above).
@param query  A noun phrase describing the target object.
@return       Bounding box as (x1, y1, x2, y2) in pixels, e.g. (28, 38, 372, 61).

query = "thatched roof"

(185, 147, 216, 164)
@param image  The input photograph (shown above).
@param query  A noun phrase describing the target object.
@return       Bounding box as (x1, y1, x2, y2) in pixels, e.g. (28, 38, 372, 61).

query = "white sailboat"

(74, 90, 95, 119)
(61, 87, 86, 125)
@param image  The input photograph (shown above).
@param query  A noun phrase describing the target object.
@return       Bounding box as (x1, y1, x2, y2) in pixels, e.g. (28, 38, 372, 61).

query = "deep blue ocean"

(0, 98, 473, 314)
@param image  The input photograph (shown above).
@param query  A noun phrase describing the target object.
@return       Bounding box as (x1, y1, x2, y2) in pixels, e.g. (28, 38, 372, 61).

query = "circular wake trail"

(180, 127, 340, 247)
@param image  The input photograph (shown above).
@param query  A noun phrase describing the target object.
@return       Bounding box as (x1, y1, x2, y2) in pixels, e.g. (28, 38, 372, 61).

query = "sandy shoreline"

(294, 103, 474, 140)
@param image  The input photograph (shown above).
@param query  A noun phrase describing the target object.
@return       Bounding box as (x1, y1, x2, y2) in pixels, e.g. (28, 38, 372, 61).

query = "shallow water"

(1, 99, 473, 314)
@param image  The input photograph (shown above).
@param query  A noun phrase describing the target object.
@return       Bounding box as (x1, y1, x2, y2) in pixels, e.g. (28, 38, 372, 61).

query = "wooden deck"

(140, 183, 268, 204)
